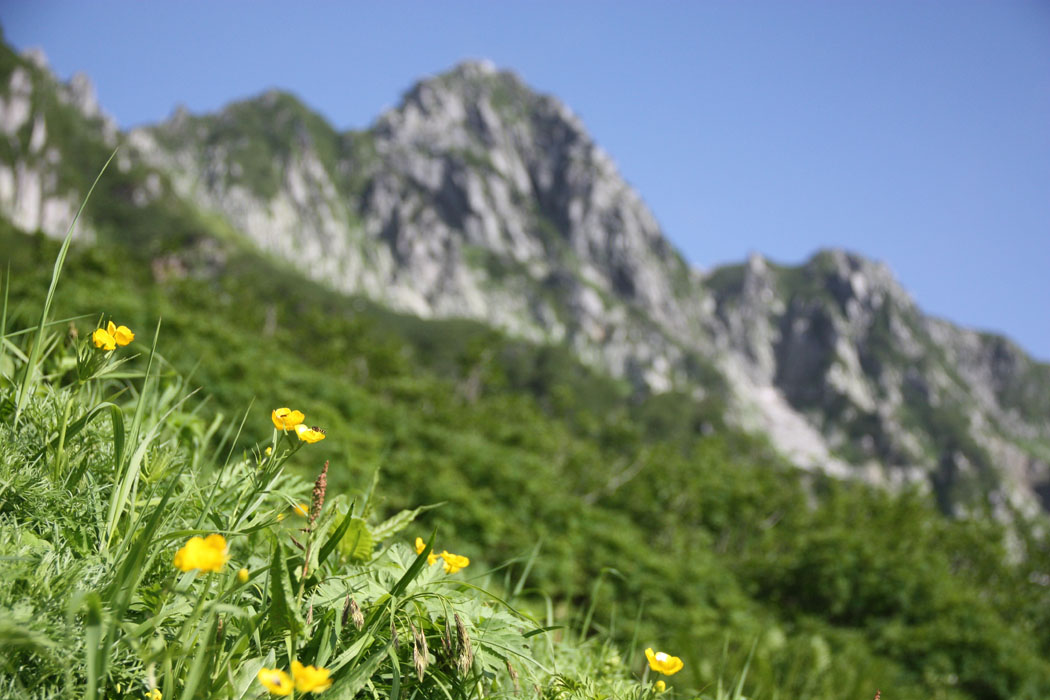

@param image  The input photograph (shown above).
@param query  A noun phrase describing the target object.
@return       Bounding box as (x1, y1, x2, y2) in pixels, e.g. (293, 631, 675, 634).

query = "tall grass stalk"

(13, 148, 118, 423)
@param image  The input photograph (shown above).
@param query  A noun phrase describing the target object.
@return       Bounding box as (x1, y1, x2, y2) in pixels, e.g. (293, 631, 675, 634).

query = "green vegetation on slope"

(0, 278, 654, 699)
(5, 218, 1050, 699)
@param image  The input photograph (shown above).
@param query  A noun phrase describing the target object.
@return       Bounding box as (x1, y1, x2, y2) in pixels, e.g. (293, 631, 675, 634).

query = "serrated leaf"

(370, 503, 441, 543)
(337, 517, 374, 563)
(268, 540, 300, 636)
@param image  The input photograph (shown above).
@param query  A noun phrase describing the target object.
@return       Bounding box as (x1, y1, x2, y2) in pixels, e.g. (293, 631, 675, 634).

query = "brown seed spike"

(455, 614, 473, 675)
(411, 623, 428, 680)
(873, 692, 881, 700)
(441, 617, 454, 659)
(342, 594, 351, 628)
(506, 659, 520, 693)
(310, 460, 329, 525)
(350, 597, 364, 630)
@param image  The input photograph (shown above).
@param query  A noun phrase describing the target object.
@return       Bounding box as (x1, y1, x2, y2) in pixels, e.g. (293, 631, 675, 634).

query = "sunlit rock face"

(4, 45, 1049, 515)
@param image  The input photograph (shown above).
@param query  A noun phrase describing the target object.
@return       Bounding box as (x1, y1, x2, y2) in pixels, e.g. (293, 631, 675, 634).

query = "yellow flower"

(655, 680, 667, 693)
(645, 648, 683, 676)
(144, 690, 162, 700)
(414, 537, 438, 565)
(92, 328, 116, 350)
(294, 423, 326, 443)
(440, 550, 470, 574)
(293, 503, 309, 517)
(173, 534, 229, 573)
(271, 407, 305, 431)
(257, 667, 293, 696)
(107, 321, 134, 346)
(291, 660, 333, 693)
(265, 446, 273, 456)
(238, 568, 250, 583)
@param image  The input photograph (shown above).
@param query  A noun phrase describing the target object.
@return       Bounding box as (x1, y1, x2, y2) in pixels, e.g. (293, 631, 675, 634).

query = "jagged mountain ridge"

(2, 43, 1049, 513)
(130, 61, 716, 391)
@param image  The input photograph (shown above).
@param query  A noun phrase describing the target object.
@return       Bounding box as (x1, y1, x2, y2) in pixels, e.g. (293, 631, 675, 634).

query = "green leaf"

(232, 651, 274, 700)
(268, 540, 300, 636)
(323, 641, 392, 700)
(337, 517, 374, 563)
(389, 532, 435, 599)
(69, 591, 105, 700)
(370, 503, 441, 543)
(317, 502, 356, 568)
(178, 615, 218, 700)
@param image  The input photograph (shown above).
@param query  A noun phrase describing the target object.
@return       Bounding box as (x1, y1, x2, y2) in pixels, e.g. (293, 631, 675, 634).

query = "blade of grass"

(178, 614, 219, 700)
(388, 646, 401, 700)
(389, 532, 436, 599)
(510, 539, 543, 601)
(0, 264, 8, 372)
(14, 148, 118, 423)
(317, 502, 357, 568)
(196, 398, 253, 530)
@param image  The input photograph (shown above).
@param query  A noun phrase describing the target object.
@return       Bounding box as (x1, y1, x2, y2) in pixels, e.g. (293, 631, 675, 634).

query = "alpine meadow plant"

(0, 164, 684, 699)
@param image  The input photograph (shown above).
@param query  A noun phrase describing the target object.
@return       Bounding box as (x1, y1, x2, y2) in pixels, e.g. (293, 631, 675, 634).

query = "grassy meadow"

(2, 179, 1050, 699)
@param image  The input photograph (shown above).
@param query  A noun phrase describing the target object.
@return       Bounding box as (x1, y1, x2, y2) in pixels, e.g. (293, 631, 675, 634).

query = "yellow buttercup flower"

(107, 321, 135, 346)
(293, 503, 309, 517)
(238, 568, 250, 583)
(414, 537, 438, 565)
(173, 534, 229, 573)
(440, 550, 470, 574)
(145, 690, 162, 700)
(645, 648, 683, 676)
(265, 446, 273, 456)
(291, 660, 333, 693)
(655, 680, 667, 693)
(92, 328, 116, 350)
(294, 423, 326, 443)
(271, 407, 305, 431)
(257, 667, 293, 696)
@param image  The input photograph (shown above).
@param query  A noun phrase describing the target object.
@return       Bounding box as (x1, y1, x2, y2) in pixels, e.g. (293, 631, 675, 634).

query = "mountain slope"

(2, 42, 1049, 514)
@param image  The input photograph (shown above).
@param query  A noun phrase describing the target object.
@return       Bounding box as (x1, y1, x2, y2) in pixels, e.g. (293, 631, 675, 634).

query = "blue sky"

(3, 1, 1048, 359)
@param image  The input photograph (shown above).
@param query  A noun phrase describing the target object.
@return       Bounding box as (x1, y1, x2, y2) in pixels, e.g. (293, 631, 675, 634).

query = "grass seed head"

(455, 614, 473, 675)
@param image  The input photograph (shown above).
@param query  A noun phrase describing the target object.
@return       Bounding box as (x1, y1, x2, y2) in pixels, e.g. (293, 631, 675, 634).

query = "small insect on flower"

(291, 661, 333, 693)
(270, 405, 304, 432)
(645, 648, 684, 676)
(294, 423, 326, 443)
(271, 407, 305, 431)
(257, 667, 293, 696)
(173, 534, 229, 574)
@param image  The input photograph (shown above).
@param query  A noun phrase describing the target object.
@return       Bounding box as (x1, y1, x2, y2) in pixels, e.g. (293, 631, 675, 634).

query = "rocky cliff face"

(129, 61, 716, 391)
(0, 48, 98, 239)
(3, 44, 1049, 514)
